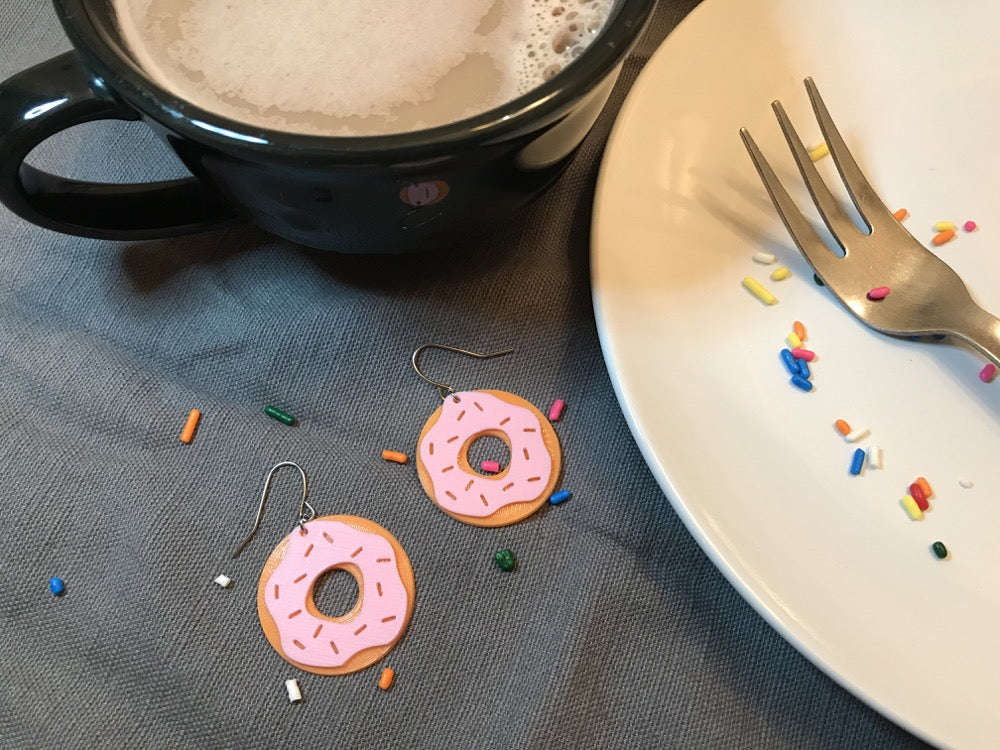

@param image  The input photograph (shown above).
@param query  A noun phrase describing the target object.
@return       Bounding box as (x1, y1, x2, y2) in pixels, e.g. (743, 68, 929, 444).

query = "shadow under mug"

(0, 0, 657, 253)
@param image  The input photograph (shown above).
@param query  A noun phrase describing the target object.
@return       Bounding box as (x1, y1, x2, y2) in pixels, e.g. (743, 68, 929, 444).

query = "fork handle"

(948, 306, 1000, 368)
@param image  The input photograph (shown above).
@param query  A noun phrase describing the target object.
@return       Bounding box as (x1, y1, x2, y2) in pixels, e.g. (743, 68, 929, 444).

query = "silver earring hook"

(231, 461, 315, 559)
(412, 343, 513, 400)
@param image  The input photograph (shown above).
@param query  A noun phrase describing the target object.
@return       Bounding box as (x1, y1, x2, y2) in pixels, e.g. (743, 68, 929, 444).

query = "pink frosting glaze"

(264, 519, 409, 668)
(419, 390, 553, 517)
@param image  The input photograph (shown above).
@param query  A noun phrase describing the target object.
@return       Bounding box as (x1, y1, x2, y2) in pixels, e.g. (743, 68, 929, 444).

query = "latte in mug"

(112, 0, 617, 137)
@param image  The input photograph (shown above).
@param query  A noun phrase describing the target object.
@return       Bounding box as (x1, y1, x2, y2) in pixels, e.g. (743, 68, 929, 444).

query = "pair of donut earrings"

(232, 345, 564, 676)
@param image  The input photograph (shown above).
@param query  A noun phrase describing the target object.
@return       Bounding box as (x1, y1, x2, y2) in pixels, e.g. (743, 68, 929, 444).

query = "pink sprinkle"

(963, 220, 977, 232)
(790, 347, 815, 361)
(867, 286, 890, 300)
(481, 460, 501, 473)
(548, 399, 565, 422)
(979, 363, 996, 383)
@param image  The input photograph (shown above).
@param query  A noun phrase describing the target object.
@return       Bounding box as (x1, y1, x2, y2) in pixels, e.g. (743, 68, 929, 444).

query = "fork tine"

(739, 127, 838, 280)
(804, 77, 899, 230)
(772, 99, 858, 252)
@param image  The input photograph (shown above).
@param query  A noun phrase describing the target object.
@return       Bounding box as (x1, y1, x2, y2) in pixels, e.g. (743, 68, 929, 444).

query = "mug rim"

(53, 0, 658, 161)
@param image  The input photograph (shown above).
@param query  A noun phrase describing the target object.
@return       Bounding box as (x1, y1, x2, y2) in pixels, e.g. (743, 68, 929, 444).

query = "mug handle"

(0, 51, 241, 240)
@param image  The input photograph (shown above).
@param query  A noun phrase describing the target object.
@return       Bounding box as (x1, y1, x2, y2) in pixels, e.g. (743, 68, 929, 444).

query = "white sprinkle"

(285, 679, 303, 703)
(752, 251, 777, 264)
(845, 427, 870, 443)
(866, 444, 883, 470)
(214, 574, 232, 588)
(959, 478, 974, 489)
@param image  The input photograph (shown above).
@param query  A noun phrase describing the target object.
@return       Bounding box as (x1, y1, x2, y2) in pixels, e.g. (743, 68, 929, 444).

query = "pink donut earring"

(412, 344, 563, 527)
(231, 462, 415, 676)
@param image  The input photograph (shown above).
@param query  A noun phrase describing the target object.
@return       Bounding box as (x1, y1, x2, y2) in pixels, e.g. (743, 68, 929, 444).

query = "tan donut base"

(256, 514, 416, 676)
(415, 389, 562, 527)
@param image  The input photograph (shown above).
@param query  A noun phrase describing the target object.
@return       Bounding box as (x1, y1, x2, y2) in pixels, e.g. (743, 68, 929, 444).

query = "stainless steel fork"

(740, 77, 1000, 367)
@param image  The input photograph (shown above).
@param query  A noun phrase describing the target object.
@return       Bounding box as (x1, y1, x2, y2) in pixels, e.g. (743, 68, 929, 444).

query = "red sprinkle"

(909, 482, 929, 510)
(790, 347, 815, 361)
(867, 286, 890, 300)
(980, 363, 997, 383)
(963, 220, 977, 232)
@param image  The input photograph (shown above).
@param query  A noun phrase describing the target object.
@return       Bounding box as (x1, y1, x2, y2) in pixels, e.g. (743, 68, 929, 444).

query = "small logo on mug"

(399, 180, 449, 207)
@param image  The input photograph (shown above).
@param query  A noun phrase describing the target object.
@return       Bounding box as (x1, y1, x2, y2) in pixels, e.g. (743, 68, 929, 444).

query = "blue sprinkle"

(849, 448, 866, 475)
(780, 348, 798, 375)
(790, 374, 813, 391)
(549, 489, 572, 505)
(796, 358, 811, 379)
(49, 577, 65, 596)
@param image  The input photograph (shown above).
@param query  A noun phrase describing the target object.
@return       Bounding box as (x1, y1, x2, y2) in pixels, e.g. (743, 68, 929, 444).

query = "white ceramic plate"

(592, 1, 1000, 747)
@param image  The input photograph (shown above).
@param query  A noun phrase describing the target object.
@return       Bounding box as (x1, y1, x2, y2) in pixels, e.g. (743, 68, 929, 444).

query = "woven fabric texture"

(0, 3, 929, 749)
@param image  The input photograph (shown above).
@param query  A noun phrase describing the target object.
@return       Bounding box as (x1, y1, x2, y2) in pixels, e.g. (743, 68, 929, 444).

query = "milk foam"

(114, 0, 616, 136)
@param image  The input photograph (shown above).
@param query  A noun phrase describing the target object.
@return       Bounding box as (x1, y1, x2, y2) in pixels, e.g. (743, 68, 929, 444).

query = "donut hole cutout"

(311, 567, 361, 620)
(463, 433, 512, 476)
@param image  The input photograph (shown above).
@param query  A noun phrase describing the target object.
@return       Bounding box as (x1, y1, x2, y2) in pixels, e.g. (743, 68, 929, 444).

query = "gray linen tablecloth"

(1, 3, 932, 748)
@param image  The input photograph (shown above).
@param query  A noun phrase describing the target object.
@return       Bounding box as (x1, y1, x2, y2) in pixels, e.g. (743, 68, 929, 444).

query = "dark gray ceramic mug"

(0, 0, 657, 252)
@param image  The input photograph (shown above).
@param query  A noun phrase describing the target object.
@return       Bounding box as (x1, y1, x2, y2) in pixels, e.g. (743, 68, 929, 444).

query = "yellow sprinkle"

(786, 332, 802, 348)
(933, 221, 955, 232)
(900, 495, 923, 521)
(741, 276, 777, 305)
(809, 142, 830, 161)
(770, 266, 790, 281)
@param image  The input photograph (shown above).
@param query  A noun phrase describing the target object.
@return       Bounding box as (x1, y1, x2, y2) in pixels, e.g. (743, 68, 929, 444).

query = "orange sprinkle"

(381, 450, 408, 464)
(179, 409, 201, 444)
(892, 208, 908, 221)
(834, 419, 851, 436)
(378, 667, 395, 691)
(916, 476, 933, 499)
(793, 321, 806, 341)
(932, 228, 956, 246)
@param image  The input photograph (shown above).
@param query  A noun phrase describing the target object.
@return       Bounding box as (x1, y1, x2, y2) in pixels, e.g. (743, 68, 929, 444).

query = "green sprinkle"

(494, 549, 516, 572)
(813, 273, 825, 287)
(264, 405, 295, 426)
(931, 541, 948, 560)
